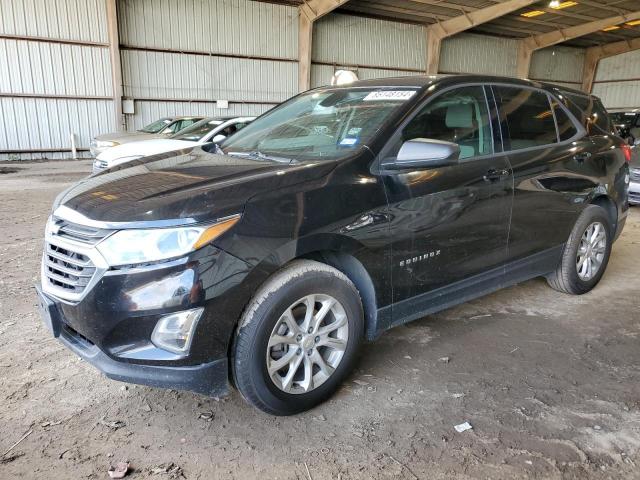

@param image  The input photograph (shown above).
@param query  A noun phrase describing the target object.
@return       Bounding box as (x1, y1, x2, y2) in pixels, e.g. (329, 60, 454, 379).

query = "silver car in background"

(90, 116, 204, 157)
(629, 147, 640, 205)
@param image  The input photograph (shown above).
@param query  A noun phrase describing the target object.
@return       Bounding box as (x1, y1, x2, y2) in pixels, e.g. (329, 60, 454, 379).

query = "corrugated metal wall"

(0, 39, 112, 96)
(440, 33, 519, 77)
(592, 50, 640, 109)
(118, 0, 298, 128)
(440, 34, 585, 90)
(530, 46, 584, 90)
(118, 0, 295, 58)
(310, 14, 425, 88)
(0, 0, 113, 160)
(0, 0, 109, 43)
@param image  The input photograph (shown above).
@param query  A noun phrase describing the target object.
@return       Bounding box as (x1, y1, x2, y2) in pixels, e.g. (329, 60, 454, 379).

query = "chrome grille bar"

(52, 217, 112, 245)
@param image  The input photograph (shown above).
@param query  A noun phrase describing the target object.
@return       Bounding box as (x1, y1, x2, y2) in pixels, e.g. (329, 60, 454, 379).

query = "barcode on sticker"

(363, 91, 416, 102)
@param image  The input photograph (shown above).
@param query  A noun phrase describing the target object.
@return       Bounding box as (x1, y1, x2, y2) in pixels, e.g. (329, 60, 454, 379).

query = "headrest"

(446, 103, 474, 129)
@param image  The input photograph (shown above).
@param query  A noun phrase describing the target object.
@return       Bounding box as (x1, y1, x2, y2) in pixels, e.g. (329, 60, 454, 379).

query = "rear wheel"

(232, 260, 363, 415)
(547, 205, 612, 295)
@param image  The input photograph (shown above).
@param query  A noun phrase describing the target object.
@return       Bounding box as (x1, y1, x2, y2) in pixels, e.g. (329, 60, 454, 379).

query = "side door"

(493, 85, 593, 265)
(379, 85, 513, 319)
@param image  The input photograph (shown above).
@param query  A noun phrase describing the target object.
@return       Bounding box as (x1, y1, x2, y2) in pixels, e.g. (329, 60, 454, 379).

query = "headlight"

(96, 140, 119, 148)
(96, 215, 240, 266)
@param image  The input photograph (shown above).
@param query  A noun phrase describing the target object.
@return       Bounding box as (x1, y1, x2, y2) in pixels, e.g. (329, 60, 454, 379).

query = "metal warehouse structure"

(1, 0, 639, 160)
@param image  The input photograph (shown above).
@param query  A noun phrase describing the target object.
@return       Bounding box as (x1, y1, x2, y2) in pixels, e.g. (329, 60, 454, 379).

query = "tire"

(547, 205, 612, 295)
(232, 260, 364, 415)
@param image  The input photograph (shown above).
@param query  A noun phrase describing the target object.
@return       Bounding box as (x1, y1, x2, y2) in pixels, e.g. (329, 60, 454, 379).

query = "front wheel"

(232, 260, 364, 415)
(547, 205, 612, 295)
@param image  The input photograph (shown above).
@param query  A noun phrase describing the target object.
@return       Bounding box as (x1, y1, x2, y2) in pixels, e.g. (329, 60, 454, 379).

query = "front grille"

(44, 243, 96, 294)
(51, 217, 111, 245)
(630, 168, 640, 183)
(42, 217, 111, 299)
(630, 191, 640, 202)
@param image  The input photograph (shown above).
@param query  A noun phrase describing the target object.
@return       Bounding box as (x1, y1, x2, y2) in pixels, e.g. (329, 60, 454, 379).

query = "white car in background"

(90, 116, 204, 157)
(92, 116, 255, 174)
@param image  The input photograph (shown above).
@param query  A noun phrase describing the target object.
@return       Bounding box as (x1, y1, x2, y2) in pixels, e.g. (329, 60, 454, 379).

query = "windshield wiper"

(227, 151, 295, 164)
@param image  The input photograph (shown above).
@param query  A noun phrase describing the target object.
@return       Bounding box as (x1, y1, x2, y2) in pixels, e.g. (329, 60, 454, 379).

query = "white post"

(70, 133, 78, 159)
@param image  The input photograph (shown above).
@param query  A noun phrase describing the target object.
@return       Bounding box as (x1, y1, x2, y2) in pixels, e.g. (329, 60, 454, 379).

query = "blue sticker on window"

(340, 137, 358, 146)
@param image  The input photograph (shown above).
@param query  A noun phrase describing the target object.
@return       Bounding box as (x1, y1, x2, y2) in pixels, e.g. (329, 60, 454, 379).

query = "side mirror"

(383, 138, 460, 170)
(212, 134, 226, 144)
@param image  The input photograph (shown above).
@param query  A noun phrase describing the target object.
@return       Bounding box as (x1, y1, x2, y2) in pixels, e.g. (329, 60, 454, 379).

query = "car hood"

(55, 147, 338, 224)
(97, 139, 198, 162)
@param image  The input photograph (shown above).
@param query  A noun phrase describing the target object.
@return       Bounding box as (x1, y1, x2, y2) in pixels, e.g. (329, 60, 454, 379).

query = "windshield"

(221, 87, 418, 161)
(139, 118, 172, 133)
(172, 119, 224, 142)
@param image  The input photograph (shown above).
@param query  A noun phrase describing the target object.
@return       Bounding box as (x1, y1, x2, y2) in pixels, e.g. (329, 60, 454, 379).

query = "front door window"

(398, 85, 493, 160)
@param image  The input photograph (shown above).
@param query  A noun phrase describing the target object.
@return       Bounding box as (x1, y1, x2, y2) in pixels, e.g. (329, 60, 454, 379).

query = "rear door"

(379, 84, 513, 315)
(493, 85, 593, 264)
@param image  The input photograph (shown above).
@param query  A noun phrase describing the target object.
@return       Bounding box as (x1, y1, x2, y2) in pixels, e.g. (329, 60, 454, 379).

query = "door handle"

(483, 168, 510, 182)
(573, 152, 592, 162)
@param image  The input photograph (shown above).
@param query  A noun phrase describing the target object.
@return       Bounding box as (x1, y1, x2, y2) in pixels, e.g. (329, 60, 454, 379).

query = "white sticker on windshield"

(363, 90, 416, 102)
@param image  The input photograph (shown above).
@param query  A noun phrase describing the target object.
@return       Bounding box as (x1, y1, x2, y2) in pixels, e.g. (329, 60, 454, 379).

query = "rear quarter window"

(559, 92, 611, 136)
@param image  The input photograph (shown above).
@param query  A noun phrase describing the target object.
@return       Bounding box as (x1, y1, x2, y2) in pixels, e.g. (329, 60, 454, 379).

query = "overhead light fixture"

(602, 25, 620, 31)
(550, 1, 578, 9)
(626, 19, 640, 26)
(521, 10, 545, 17)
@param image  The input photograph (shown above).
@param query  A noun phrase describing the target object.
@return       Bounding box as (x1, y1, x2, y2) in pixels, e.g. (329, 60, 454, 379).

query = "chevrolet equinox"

(37, 75, 631, 415)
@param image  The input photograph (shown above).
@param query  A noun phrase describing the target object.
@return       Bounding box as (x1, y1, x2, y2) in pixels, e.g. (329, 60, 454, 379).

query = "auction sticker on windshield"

(363, 90, 416, 102)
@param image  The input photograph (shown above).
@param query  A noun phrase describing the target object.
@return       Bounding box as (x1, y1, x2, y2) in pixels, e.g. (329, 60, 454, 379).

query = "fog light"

(151, 308, 203, 355)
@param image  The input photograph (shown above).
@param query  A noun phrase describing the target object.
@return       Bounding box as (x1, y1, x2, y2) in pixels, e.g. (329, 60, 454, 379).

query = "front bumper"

(38, 244, 254, 397)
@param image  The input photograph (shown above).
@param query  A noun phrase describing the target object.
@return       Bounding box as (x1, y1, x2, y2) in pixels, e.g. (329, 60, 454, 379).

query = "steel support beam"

(106, 0, 124, 131)
(516, 10, 640, 78)
(582, 38, 640, 93)
(298, 0, 350, 92)
(425, 0, 538, 74)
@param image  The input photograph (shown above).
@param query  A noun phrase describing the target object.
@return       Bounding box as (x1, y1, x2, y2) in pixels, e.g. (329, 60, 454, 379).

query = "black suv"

(37, 75, 631, 415)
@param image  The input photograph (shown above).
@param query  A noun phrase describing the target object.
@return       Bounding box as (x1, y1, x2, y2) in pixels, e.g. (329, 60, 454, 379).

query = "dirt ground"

(0, 160, 639, 479)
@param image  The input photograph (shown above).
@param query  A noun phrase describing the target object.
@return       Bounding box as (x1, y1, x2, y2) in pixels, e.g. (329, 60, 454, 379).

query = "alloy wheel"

(576, 221, 607, 281)
(266, 294, 349, 394)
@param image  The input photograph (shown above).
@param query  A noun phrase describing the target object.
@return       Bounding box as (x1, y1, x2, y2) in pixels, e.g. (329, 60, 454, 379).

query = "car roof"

(322, 74, 599, 100)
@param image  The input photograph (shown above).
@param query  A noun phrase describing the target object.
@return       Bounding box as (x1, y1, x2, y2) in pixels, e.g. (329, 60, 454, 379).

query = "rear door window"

(495, 87, 558, 151)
